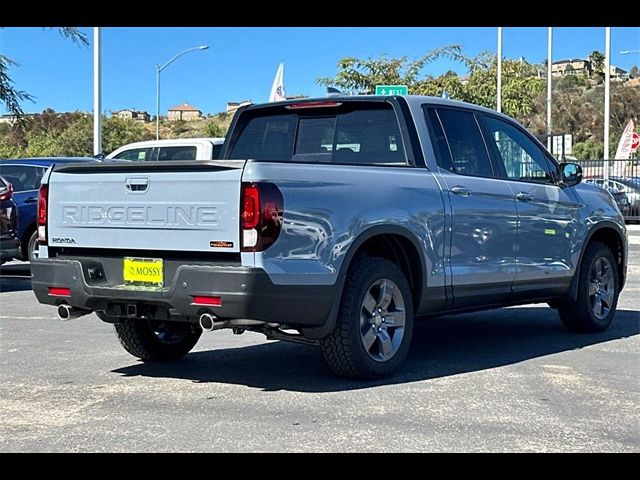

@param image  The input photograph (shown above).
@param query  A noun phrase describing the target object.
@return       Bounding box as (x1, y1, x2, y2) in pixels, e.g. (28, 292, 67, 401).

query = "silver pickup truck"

(31, 96, 628, 378)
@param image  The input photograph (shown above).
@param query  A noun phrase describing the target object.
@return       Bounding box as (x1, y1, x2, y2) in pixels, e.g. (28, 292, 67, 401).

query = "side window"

(114, 148, 153, 161)
(435, 108, 494, 177)
(157, 146, 198, 161)
(423, 106, 454, 172)
(483, 116, 555, 184)
(0, 165, 45, 192)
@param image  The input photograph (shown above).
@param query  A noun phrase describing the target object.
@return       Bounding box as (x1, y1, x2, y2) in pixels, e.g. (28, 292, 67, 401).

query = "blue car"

(0, 176, 20, 265)
(0, 157, 98, 261)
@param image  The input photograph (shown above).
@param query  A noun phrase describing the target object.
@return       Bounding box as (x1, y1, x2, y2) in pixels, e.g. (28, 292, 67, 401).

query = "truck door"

(479, 113, 579, 299)
(424, 106, 518, 309)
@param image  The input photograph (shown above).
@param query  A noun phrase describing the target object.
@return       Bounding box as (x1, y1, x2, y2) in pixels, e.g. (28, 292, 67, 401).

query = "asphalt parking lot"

(1, 228, 638, 452)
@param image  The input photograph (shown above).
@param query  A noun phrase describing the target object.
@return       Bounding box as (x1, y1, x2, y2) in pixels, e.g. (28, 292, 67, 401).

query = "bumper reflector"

(193, 296, 222, 306)
(49, 287, 71, 297)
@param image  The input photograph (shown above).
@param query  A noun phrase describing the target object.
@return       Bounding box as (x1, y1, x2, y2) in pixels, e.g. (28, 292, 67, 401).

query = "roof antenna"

(326, 87, 342, 97)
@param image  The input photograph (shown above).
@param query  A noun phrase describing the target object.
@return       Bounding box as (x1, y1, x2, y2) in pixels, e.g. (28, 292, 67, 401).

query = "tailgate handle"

(125, 177, 149, 193)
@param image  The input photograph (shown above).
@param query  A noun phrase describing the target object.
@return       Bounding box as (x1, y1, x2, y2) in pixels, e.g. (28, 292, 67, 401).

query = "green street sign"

(375, 85, 408, 96)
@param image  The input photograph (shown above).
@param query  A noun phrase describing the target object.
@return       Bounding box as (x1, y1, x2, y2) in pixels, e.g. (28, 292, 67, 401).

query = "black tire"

(114, 319, 202, 361)
(558, 241, 619, 333)
(26, 230, 39, 262)
(320, 255, 414, 379)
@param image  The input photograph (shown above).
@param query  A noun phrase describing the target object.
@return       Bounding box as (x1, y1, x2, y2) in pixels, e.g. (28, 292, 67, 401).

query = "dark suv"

(0, 176, 20, 266)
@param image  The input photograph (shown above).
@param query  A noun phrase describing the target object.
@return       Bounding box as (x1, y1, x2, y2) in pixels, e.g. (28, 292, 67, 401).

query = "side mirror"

(559, 162, 582, 187)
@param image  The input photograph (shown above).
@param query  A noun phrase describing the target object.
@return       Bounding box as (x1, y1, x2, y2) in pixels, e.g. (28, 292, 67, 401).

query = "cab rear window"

(228, 103, 407, 165)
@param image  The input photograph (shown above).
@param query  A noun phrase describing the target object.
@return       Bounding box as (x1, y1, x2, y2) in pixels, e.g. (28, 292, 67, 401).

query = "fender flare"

(301, 225, 427, 339)
(566, 221, 627, 301)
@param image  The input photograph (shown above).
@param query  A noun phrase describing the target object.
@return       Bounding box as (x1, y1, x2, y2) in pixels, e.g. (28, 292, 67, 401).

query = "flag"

(269, 63, 286, 102)
(614, 119, 635, 160)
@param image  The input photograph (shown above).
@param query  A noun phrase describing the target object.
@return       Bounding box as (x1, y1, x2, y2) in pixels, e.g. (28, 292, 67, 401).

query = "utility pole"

(93, 27, 102, 156)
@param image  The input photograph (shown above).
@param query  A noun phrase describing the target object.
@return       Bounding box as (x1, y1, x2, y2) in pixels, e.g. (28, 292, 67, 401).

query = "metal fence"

(574, 158, 640, 222)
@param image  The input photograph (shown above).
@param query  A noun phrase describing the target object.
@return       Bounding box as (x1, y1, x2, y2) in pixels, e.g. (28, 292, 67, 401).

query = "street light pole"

(155, 45, 209, 140)
(547, 27, 553, 153)
(620, 50, 640, 54)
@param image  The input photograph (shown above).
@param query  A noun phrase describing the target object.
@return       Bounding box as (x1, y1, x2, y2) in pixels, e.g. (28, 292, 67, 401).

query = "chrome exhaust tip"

(199, 313, 216, 332)
(57, 304, 91, 321)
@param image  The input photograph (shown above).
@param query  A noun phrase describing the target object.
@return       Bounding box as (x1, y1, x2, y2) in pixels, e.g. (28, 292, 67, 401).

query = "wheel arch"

(302, 225, 427, 339)
(567, 221, 627, 301)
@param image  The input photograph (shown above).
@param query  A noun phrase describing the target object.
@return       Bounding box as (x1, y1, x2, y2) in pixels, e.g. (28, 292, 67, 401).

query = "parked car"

(105, 138, 225, 161)
(0, 157, 98, 261)
(31, 96, 627, 379)
(609, 177, 640, 219)
(0, 176, 20, 266)
(584, 177, 631, 215)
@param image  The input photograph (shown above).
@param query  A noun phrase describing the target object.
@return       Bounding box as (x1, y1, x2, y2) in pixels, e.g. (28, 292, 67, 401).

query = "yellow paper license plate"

(123, 257, 163, 287)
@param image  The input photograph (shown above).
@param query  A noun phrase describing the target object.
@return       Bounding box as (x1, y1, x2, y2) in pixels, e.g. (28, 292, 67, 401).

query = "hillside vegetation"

(1, 47, 637, 160)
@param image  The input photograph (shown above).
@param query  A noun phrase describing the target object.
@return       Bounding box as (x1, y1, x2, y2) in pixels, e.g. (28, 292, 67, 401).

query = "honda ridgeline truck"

(31, 96, 628, 378)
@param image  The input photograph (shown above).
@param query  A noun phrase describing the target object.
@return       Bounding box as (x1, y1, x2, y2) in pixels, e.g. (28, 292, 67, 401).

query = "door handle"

(24, 197, 38, 204)
(451, 186, 472, 197)
(516, 192, 534, 202)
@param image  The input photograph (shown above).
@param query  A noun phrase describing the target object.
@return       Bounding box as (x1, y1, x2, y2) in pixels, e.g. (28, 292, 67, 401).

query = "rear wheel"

(114, 319, 202, 361)
(320, 255, 414, 379)
(558, 241, 619, 333)
(27, 230, 39, 262)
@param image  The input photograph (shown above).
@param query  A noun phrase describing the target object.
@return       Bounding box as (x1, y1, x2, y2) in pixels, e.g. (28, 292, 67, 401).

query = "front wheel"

(114, 319, 202, 361)
(558, 241, 619, 333)
(320, 255, 414, 379)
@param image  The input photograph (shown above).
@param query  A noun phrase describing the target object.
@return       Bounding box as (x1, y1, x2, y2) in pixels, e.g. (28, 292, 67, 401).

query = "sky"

(1, 27, 638, 116)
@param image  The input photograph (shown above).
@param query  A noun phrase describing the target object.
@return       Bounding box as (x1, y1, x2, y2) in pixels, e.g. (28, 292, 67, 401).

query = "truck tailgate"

(47, 161, 245, 253)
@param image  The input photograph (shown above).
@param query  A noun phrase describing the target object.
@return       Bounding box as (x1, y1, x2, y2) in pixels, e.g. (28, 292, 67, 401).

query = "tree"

(205, 122, 226, 138)
(0, 28, 88, 119)
(316, 46, 466, 94)
(629, 65, 639, 79)
(589, 50, 605, 78)
(318, 49, 544, 119)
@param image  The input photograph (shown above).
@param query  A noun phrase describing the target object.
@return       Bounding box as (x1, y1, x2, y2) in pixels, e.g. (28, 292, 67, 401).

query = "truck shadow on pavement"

(112, 307, 640, 393)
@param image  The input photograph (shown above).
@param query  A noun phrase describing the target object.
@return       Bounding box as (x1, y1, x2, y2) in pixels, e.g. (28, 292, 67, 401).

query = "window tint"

(484, 116, 555, 184)
(0, 165, 46, 191)
(423, 107, 454, 172)
(228, 105, 406, 165)
(436, 109, 493, 177)
(114, 148, 153, 161)
(212, 144, 224, 159)
(158, 146, 198, 161)
(229, 114, 297, 160)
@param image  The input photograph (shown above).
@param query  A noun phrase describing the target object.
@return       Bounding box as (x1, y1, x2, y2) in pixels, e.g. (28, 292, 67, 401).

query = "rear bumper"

(0, 237, 20, 262)
(31, 257, 334, 327)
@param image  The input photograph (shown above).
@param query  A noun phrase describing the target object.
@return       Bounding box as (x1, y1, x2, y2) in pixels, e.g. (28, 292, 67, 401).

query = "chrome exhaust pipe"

(57, 304, 91, 321)
(199, 313, 216, 332)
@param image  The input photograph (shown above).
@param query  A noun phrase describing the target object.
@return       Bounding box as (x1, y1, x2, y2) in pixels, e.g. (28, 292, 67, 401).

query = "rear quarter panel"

(241, 161, 447, 296)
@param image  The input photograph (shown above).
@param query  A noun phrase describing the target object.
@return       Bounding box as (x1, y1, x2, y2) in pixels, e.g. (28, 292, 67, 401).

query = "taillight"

(0, 183, 12, 201)
(241, 183, 283, 252)
(37, 184, 48, 245)
(242, 185, 260, 229)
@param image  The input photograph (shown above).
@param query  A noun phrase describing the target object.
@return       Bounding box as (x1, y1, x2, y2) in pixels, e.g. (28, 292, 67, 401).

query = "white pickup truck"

(106, 138, 225, 162)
